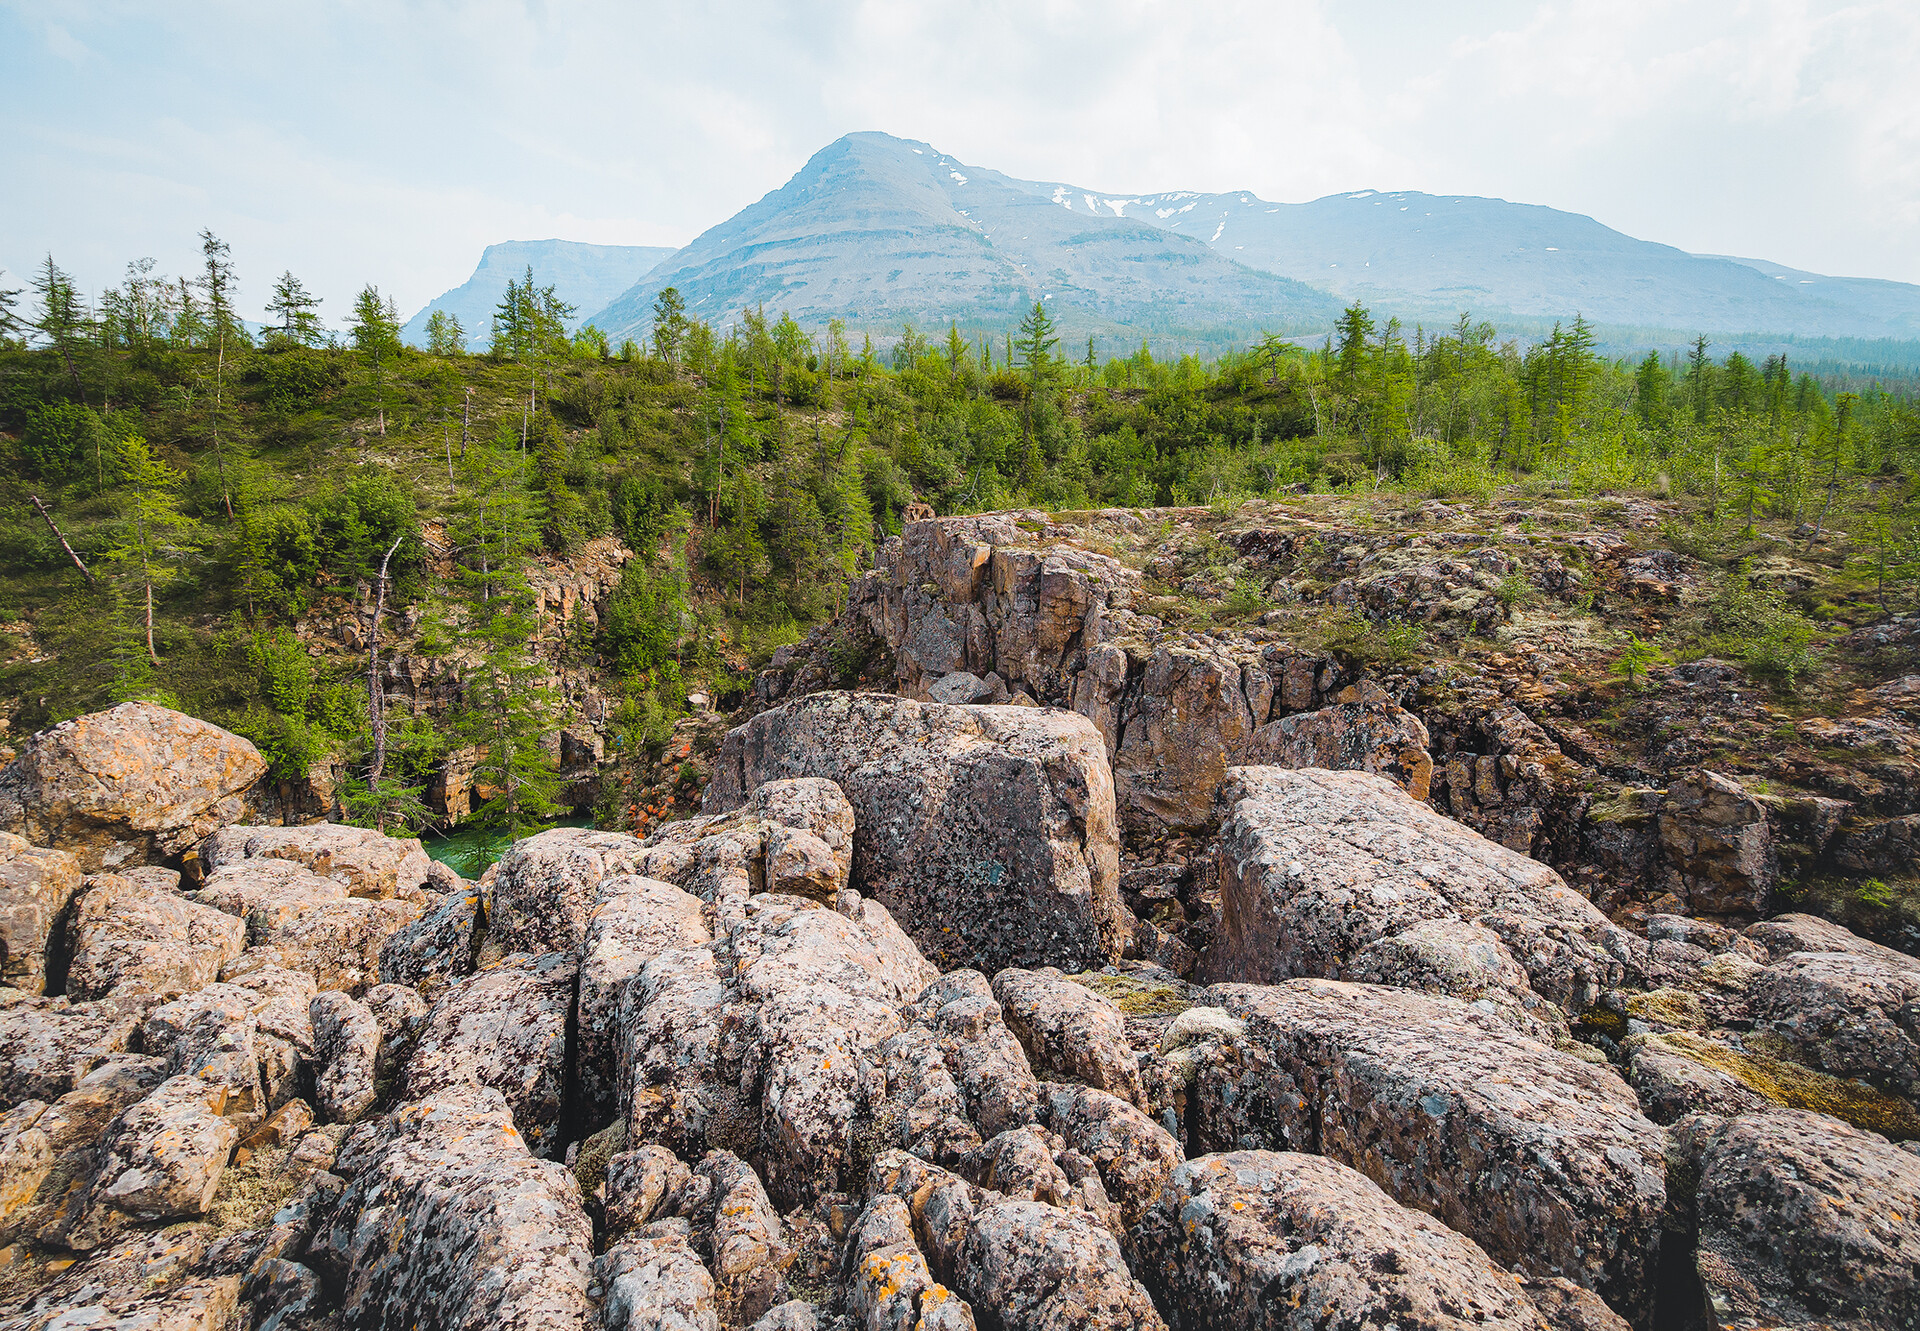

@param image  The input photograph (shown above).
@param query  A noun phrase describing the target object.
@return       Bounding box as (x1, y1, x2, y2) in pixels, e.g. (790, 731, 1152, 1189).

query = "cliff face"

(753, 501, 1920, 950)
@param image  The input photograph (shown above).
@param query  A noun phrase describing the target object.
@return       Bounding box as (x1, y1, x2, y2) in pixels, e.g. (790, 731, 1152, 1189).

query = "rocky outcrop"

(191, 857, 419, 993)
(485, 826, 649, 957)
(62, 872, 246, 1000)
(0, 831, 83, 994)
(1657, 769, 1776, 916)
(200, 822, 432, 900)
(992, 968, 1143, 1108)
(706, 692, 1125, 974)
(1202, 767, 1638, 1017)
(1196, 979, 1666, 1324)
(0, 703, 265, 872)
(309, 1083, 596, 1330)
(1689, 1109, 1920, 1329)
(1246, 681, 1435, 800)
(1135, 1150, 1557, 1331)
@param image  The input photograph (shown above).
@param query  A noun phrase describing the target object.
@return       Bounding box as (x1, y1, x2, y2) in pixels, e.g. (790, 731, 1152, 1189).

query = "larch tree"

(349, 284, 404, 435)
(266, 270, 326, 347)
(197, 230, 243, 517)
(425, 309, 466, 356)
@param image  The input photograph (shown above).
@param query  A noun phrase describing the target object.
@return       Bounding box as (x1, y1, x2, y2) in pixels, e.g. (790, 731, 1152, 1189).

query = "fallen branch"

(30, 494, 96, 586)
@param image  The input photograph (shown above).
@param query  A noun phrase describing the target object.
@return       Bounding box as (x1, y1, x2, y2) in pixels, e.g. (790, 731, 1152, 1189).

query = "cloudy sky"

(4, 0, 1917, 323)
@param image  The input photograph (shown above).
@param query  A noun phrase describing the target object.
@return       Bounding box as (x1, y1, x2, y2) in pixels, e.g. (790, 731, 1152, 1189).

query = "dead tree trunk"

(30, 495, 95, 586)
(366, 533, 405, 830)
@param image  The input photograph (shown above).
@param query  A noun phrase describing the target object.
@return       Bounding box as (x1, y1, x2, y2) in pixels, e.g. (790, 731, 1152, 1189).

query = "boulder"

(1345, 917, 1569, 1044)
(868, 1149, 1166, 1331)
(0, 994, 148, 1107)
(908, 970, 1043, 1139)
(63, 872, 246, 1000)
(1109, 643, 1260, 832)
(1246, 681, 1435, 800)
(0, 832, 83, 994)
(1748, 948, 1920, 1099)
(682, 1150, 794, 1324)
(1691, 1109, 1920, 1329)
(377, 879, 481, 991)
(599, 1220, 721, 1331)
(311, 990, 382, 1124)
(0, 1232, 242, 1329)
(404, 951, 575, 1157)
(485, 826, 648, 957)
(1657, 769, 1775, 916)
(82, 1073, 237, 1223)
(1198, 979, 1666, 1323)
(603, 1142, 692, 1239)
(1201, 767, 1638, 1015)
(192, 857, 420, 993)
(578, 873, 710, 1129)
(1038, 1083, 1183, 1233)
(1134, 1150, 1552, 1331)
(1745, 911, 1920, 970)
(0, 1055, 165, 1244)
(0, 702, 265, 872)
(991, 969, 1143, 1108)
(847, 1194, 972, 1331)
(706, 692, 1125, 974)
(200, 822, 431, 900)
(309, 1083, 595, 1331)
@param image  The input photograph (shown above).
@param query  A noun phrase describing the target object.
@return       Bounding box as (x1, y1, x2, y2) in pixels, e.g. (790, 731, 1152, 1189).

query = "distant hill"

(402, 240, 678, 349)
(586, 133, 1339, 344)
(427, 132, 1920, 350)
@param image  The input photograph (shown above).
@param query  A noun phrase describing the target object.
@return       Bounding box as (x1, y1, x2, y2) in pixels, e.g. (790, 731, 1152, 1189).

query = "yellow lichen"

(572, 1119, 627, 1199)
(1652, 1031, 1920, 1140)
(1066, 972, 1191, 1017)
(1625, 988, 1707, 1030)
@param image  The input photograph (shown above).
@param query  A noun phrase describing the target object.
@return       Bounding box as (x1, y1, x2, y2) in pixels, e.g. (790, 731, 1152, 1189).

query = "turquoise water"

(421, 814, 594, 878)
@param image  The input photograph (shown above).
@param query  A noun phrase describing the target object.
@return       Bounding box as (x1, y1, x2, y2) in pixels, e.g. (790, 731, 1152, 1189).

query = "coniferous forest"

(2, 238, 1916, 842)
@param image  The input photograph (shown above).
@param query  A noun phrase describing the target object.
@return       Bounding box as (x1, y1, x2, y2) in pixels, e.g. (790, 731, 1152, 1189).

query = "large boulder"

(308, 1083, 596, 1331)
(706, 692, 1125, 974)
(404, 951, 576, 1157)
(1658, 769, 1776, 915)
(1201, 766, 1637, 1016)
(1246, 681, 1435, 800)
(63, 873, 246, 1001)
(0, 995, 148, 1107)
(1197, 979, 1666, 1324)
(0, 703, 265, 872)
(192, 857, 419, 993)
(1134, 1150, 1554, 1331)
(0, 832, 83, 994)
(199, 822, 431, 900)
(80, 1074, 238, 1226)
(485, 826, 649, 957)
(992, 969, 1143, 1109)
(1689, 1109, 1920, 1329)
(1108, 643, 1260, 832)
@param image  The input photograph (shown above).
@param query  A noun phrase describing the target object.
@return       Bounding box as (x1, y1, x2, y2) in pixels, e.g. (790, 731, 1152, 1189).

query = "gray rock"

(83, 1073, 238, 1223)
(1658, 769, 1775, 915)
(604, 1142, 692, 1238)
(192, 857, 420, 994)
(0, 702, 264, 873)
(63, 872, 246, 1001)
(0, 994, 148, 1107)
(706, 692, 1126, 974)
(927, 671, 995, 705)
(578, 874, 710, 1130)
(599, 1220, 721, 1331)
(1039, 1082, 1182, 1233)
(405, 951, 576, 1157)
(992, 968, 1142, 1107)
(311, 990, 382, 1124)
(486, 826, 649, 957)
(0, 832, 83, 994)
(1622, 1034, 1770, 1123)
(683, 1150, 793, 1325)
(846, 1193, 970, 1331)
(309, 1083, 595, 1331)
(1198, 978, 1666, 1324)
(909, 971, 1042, 1139)
(1748, 948, 1920, 1098)
(1693, 1109, 1920, 1329)
(200, 821, 431, 900)
(1246, 681, 1435, 800)
(1134, 1149, 1552, 1331)
(377, 880, 482, 992)
(1201, 766, 1638, 1016)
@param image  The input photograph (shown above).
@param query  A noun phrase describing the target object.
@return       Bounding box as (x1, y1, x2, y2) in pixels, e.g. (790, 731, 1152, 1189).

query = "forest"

(2, 236, 1916, 842)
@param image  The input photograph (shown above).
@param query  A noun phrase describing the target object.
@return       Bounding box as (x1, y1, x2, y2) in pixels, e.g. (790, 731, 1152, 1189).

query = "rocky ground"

(0, 503, 1916, 1331)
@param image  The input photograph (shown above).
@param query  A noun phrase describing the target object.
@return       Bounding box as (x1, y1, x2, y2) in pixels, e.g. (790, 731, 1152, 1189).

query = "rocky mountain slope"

(0, 502, 1916, 1330)
(570, 132, 1920, 344)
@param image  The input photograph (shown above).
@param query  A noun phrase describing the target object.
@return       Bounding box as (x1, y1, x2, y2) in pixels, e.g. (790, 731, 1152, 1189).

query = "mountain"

(1029, 187, 1920, 340)
(587, 133, 1339, 344)
(549, 132, 1920, 347)
(403, 239, 678, 349)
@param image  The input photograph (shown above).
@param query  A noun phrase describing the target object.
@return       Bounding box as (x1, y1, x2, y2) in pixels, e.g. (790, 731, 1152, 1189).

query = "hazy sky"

(5, 0, 1918, 324)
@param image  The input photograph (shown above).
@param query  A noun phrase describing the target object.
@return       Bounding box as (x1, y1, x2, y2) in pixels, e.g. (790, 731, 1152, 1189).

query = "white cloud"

(2, 0, 1917, 319)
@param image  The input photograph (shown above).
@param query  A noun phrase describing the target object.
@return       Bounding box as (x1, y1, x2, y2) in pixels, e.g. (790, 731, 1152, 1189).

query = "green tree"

(0, 268, 23, 346)
(449, 444, 561, 843)
(266, 270, 325, 348)
(349, 284, 404, 435)
(33, 254, 89, 399)
(197, 231, 243, 516)
(100, 435, 201, 669)
(425, 309, 465, 356)
(651, 287, 688, 365)
(1013, 300, 1061, 447)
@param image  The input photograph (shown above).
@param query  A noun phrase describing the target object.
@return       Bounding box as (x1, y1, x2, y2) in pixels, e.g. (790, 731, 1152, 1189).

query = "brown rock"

(0, 833, 83, 995)
(991, 969, 1143, 1108)
(1658, 769, 1776, 916)
(192, 858, 419, 994)
(486, 826, 649, 958)
(706, 692, 1125, 974)
(63, 873, 246, 1001)
(0, 703, 264, 872)
(199, 821, 431, 900)
(1247, 681, 1435, 800)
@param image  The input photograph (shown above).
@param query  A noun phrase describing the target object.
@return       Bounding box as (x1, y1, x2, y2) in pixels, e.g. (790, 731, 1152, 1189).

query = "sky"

(4, 0, 1918, 325)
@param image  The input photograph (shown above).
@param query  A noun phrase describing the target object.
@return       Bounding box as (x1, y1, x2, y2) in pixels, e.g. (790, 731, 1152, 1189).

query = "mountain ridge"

(402, 238, 677, 349)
